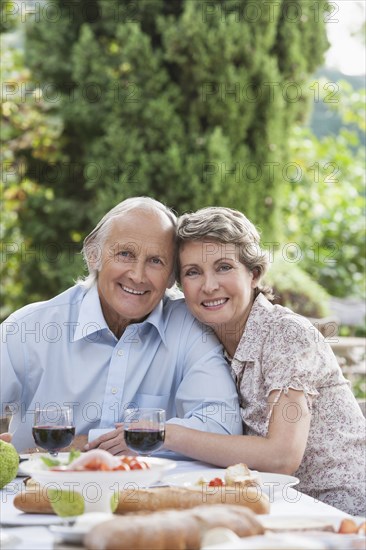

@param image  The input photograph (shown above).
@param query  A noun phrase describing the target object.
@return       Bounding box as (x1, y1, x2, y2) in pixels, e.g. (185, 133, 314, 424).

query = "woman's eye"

(184, 269, 199, 277)
(151, 257, 163, 265)
(218, 264, 232, 272)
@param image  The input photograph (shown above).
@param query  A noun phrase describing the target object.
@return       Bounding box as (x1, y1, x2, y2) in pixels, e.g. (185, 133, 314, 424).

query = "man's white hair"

(79, 197, 177, 288)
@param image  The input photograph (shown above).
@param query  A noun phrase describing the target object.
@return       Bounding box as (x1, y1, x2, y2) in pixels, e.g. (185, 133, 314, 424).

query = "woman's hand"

(165, 389, 312, 473)
(0, 432, 12, 443)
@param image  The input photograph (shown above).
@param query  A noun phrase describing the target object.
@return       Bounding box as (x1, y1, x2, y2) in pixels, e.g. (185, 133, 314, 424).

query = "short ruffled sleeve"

(261, 315, 328, 410)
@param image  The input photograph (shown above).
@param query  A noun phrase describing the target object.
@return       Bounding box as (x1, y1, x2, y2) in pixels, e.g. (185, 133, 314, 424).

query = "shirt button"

(117, 349, 124, 356)
(111, 387, 118, 394)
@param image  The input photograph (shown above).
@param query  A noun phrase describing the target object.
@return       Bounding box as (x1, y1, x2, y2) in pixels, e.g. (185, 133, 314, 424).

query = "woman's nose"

(202, 273, 219, 293)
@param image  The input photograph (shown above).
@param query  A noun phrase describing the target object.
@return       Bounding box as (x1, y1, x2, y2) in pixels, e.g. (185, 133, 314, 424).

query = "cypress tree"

(4, 0, 329, 306)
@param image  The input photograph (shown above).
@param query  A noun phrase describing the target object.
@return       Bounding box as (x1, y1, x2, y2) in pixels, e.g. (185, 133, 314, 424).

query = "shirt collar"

(138, 298, 167, 347)
(73, 285, 111, 342)
(73, 285, 168, 345)
(232, 293, 273, 363)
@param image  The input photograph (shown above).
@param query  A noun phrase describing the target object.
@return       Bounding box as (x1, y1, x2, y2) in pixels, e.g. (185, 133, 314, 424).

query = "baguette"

(14, 483, 269, 515)
(118, 485, 269, 514)
(13, 481, 53, 514)
(84, 504, 264, 550)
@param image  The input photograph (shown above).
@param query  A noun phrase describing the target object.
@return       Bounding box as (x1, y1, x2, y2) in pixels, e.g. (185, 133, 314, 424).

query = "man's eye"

(151, 257, 163, 265)
(117, 251, 132, 258)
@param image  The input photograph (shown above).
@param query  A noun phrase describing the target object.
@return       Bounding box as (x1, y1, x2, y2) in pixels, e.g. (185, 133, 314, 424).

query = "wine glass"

(32, 406, 75, 457)
(123, 408, 165, 456)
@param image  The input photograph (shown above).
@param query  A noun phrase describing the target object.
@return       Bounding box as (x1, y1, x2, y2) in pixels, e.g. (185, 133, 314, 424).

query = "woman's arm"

(165, 388, 311, 474)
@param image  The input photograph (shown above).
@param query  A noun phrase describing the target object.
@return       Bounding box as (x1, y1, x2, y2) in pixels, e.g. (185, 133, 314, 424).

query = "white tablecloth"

(0, 459, 354, 549)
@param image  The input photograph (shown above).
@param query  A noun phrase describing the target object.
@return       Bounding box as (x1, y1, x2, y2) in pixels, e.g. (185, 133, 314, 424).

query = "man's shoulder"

(4, 285, 86, 323)
(162, 293, 192, 319)
(161, 294, 220, 346)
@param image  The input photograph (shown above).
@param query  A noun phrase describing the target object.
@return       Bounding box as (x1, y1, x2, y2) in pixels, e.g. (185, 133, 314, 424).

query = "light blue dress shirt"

(1, 284, 242, 452)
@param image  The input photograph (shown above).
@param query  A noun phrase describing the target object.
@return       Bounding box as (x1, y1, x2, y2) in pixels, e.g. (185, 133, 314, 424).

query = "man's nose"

(128, 260, 146, 283)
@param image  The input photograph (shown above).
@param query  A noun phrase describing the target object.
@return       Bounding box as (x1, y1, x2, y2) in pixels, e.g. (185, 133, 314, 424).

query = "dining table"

(1, 452, 365, 550)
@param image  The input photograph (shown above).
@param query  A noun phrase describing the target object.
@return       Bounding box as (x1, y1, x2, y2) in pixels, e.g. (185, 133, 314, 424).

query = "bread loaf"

(225, 463, 260, 487)
(84, 504, 264, 550)
(13, 481, 53, 514)
(14, 482, 269, 515)
(118, 485, 269, 514)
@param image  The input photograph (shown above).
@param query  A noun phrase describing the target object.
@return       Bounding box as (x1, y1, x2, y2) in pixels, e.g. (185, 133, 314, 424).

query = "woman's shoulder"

(249, 294, 317, 344)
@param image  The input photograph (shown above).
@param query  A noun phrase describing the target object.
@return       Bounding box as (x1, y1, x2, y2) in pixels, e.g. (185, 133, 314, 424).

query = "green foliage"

(264, 256, 330, 318)
(1, 47, 86, 318)
(0, 0, 17, 33)
(352, 376, 366, 400)
(2, 0, 329, 313)
(283, 81, 365, 299)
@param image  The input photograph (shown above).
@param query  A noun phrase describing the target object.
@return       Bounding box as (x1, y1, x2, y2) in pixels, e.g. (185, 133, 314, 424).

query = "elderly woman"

(165, 206, 365, 516)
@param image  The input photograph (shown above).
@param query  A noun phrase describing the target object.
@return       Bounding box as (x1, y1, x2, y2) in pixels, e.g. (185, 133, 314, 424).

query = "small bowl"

(21, 455, 176, 514)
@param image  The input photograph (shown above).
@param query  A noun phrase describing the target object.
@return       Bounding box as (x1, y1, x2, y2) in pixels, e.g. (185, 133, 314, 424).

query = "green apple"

(47, 488, 85, 517)
(0, 440, 19, 489)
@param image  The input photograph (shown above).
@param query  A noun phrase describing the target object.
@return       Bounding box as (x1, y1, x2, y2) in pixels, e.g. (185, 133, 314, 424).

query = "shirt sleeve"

(167, 320, 242, 435)
(261, 316, 325, 407)
(0, 317, 26, 412)
(88, 428, 113, 442)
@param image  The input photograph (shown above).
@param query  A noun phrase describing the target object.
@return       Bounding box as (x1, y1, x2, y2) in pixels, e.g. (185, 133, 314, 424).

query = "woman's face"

(179, 240, 257, 339)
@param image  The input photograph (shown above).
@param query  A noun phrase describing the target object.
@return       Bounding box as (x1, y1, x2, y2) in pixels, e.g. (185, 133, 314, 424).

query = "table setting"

(1, 405, 365, 549)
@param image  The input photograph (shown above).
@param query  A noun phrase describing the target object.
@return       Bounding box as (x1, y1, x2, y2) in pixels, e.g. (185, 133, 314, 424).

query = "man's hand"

(84, 424, 131, 455)
(66, 434, 88, 451)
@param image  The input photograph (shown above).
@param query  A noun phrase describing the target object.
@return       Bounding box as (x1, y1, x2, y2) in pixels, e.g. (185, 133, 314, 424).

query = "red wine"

(32, 426, 75, 452)
(124, 428, 165, 454)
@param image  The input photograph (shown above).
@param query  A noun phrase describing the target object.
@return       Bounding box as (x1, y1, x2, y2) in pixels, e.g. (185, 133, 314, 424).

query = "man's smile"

(119, 284, 147, 295)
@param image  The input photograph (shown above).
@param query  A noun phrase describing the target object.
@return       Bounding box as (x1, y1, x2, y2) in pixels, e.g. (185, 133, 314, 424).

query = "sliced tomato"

(114, 462, 130, 471)
(84, 458, 111, 470)
(208, 477, 225, 487)
(128, 459, 149, 470)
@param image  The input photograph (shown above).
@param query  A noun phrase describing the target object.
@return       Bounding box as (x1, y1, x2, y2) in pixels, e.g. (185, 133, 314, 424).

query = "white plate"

(49, 525, 88, 544)
(21, 455, 176, 513)
(49, 512, 114, 543)
(18, 452, 69, 477)
(164, 468, 299, 496)
(0, 532, 22, 549)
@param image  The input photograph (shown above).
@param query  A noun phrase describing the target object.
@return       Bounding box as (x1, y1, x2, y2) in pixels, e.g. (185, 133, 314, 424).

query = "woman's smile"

(180, 240, 257, 339)
(201, 297, 229, 309)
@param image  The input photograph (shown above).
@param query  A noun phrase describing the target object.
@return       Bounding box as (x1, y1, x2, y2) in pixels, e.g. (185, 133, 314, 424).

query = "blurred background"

(1, 1, 365, 395)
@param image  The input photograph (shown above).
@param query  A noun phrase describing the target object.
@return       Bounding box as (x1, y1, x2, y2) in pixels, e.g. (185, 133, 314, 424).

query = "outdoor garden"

(1, 0, 365, 398)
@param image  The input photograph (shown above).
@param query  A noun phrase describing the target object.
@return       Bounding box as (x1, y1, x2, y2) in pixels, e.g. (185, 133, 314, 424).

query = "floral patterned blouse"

(229, 293, 366, 516)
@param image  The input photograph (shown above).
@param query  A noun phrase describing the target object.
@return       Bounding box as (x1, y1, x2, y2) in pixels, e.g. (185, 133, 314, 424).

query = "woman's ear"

(251, 267, 260, 287)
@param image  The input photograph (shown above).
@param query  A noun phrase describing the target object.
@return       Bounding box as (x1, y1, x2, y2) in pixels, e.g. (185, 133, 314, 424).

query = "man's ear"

(85, 243, 100, 272)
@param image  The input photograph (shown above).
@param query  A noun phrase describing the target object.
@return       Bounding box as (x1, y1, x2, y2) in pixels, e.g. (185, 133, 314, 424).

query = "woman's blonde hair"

(177, 206, 273, 299)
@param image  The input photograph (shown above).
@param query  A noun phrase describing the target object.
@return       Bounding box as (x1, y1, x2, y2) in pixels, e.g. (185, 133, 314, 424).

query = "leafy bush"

(264, 256, 330, 318)
(1, 0, 329, 317)
(283, 82, 365, 299)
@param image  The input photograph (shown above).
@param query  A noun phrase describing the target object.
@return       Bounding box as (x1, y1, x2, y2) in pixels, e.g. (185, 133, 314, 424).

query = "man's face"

(97, 209, 175, 335)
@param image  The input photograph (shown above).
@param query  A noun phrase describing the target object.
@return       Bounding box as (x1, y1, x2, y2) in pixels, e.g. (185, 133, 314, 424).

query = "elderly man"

(1, 197, 241, 454)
